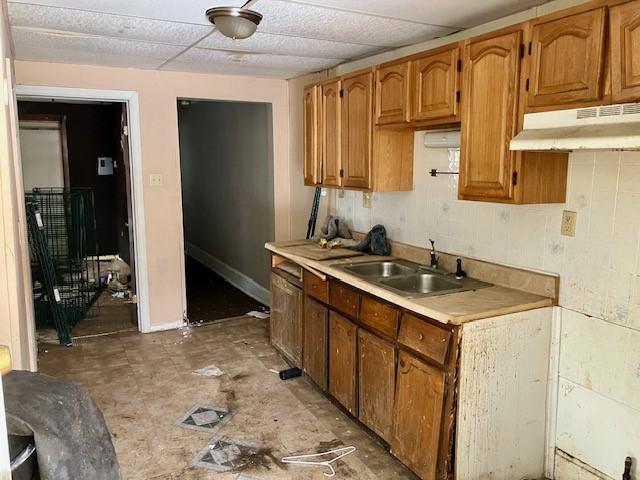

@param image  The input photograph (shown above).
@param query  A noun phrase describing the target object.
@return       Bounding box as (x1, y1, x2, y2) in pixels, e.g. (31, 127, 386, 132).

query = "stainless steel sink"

(342, 261, 417, 278)
(337, 259, 491, 298)
(379, 272, 462, 295)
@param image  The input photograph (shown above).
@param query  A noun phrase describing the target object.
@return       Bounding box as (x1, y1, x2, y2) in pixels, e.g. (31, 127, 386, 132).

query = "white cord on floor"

(281, 446, 356, 477)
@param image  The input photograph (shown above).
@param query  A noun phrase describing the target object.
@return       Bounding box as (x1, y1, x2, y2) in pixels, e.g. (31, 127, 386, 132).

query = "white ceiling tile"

(7, 0, 246, 25)
(197, 30, 382, 60)
(162, 60, 298, 79)
(277, 0, 548, 28)
(250, 0, 458, 47)
(172, 47, 341, 72)
(8, 2, 212, 46)
(12, 26, 183, 68)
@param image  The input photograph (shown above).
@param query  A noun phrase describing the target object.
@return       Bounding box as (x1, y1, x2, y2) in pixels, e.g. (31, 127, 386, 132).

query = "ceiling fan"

(206, 1, 263, 40)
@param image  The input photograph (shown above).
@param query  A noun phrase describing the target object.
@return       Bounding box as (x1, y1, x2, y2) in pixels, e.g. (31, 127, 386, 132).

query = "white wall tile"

(330, 134, 640, 477)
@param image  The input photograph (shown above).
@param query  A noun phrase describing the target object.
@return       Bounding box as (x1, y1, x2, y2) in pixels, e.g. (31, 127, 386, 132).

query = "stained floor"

(186, 256, 266, 324)
(37, 317, 416, 479)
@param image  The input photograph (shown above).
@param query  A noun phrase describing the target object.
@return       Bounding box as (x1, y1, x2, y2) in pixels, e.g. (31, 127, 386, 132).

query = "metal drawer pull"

(11, 443, 36, 471)
(418, 333, 424, 341)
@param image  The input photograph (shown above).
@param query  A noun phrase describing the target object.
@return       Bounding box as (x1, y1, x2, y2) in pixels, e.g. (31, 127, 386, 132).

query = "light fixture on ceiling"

(206, 2, 263, 40)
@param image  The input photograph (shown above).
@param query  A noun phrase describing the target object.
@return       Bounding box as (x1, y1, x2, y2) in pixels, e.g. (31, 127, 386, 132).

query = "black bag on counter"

(349, 224, 391, 256)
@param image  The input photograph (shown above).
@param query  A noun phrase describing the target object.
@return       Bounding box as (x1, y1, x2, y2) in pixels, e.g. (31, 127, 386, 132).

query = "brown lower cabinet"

(358, 329, 396, 441)
(391, 350, 445, 480)
(329, 311, 358, 415)
(270, 272, 303, 365)
(303, 296, 329, 391)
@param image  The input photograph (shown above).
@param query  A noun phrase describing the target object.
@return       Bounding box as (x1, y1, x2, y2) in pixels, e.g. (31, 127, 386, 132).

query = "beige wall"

(0, 0, 36, 371)
(14, 60, 291, 332)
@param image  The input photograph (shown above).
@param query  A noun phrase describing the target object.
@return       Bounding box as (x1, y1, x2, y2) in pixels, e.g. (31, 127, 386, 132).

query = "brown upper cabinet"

(303, 85, 320, 186)
(410, 47, 461, 123)
(375, 61, 411, 125)
(320, 79, 342, 187)
(610, 0, 640, 103)
(529, 7, 607, 108)
(459, 29, 522, 201)
(341, 71, 373, 189)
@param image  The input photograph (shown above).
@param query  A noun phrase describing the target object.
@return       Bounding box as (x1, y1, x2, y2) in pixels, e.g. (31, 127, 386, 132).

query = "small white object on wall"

(98, 156, 114, 175)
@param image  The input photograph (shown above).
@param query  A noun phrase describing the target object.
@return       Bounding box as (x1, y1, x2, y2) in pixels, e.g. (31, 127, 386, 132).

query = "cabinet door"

(459, 30, 521, 201)
(610, 0, 640, 103)
(375, 62, 410, 124)
(320, 80, 341, 187)
(358, 330, 395, 441)
(529, 8, 606, 107)
(303, 296, 328, 391)
(341, 71, 372, 189)
(410, 48, 460, 122)
(270, 273, 303, 365)
(391, 351, 445, 480)
(303, 85, 320, 185)
(329, 311, 358, 415)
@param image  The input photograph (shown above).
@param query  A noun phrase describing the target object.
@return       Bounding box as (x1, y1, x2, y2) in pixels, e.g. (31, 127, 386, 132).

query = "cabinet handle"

(418, 333, 424, 341)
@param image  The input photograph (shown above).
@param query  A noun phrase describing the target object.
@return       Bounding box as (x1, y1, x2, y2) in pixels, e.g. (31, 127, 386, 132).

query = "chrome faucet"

(429, 238, 439, 269)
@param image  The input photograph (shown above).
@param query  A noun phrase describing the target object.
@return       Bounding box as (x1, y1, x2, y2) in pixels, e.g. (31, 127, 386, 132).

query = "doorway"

(177, 99, 274, 324)
(18, 98, 138, 345)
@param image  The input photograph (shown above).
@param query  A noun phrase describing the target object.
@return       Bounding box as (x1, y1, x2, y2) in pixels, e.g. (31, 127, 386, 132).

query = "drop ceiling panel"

(251, 0, 458, 47)
(281, 0, 549, 28)
(197, 31, 381, 60)
(12, 26, 183, 68)
(170, 47, 340, 72)
(8, 2, 212, 46)
(162, 59, 298, 79)
(7, 0, 246, 25)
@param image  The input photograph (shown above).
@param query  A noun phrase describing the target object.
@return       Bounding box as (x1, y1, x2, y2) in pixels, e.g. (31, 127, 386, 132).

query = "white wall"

(330, 134, 640, 479)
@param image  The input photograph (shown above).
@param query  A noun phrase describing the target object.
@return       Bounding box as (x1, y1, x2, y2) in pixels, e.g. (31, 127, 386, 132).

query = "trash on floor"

(281, 445, 357, 478)
(246, 310, 269, 319)
(279, 367, 302, 380)
(192, 436, 264, 473)
(175, 405, 232, 434)
(193, 364, 224, 377)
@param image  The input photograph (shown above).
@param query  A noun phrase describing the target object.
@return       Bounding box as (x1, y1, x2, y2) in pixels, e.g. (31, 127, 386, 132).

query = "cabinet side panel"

(456, 307, 552, 480)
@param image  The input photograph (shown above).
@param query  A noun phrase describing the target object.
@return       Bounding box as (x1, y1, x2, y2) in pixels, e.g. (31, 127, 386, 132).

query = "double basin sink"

(337, 259, 491, 298)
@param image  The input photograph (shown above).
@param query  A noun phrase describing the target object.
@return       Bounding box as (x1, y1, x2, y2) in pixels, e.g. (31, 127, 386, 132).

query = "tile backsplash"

(329, 132, 640, 478)
(331, 133, 640, 333)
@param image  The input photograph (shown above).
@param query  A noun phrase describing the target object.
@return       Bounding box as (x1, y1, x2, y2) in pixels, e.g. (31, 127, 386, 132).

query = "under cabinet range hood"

(510, 102, 640, 152)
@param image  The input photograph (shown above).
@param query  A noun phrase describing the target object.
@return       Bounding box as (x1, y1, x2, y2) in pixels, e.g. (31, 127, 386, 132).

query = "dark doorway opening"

(19, 99, 138, 342)
(177, 99, 274, 325)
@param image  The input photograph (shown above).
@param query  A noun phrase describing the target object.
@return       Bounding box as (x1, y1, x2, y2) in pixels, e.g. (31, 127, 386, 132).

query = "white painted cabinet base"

(455, 307, 552, 480)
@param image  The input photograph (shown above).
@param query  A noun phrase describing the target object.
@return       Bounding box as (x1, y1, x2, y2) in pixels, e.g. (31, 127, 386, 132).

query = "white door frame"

(15, 85, 151, 334)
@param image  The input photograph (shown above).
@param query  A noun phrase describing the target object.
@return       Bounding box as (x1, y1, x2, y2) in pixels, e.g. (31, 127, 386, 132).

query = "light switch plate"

(561, 210, 577, 237)
(362, 192, 372, 209)
(150, 173, 163, 187)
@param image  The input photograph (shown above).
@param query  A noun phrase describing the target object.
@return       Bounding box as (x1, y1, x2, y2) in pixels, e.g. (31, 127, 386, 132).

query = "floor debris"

(193, 364, 224, 377)
(281, 445, 357, 477)
(246, 310, 270, 319)
(192, 436, 264, 473)
(175, 405, 232, 434)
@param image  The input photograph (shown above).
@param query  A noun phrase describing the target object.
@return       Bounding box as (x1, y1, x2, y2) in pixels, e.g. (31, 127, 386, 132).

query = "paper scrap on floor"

(246, 310, 269, 319)
(193, 364, 224, 377)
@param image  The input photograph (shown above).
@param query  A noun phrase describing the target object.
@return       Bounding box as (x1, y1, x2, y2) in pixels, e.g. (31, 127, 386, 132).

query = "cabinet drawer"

(329, 282, 360, 318)
(398, 313, 451, 366)
(303, 270, 329, 303)
(360, 296, 400, 339)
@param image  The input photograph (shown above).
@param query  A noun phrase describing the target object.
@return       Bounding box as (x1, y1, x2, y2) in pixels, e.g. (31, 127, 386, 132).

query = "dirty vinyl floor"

(37, 317, 416, 479)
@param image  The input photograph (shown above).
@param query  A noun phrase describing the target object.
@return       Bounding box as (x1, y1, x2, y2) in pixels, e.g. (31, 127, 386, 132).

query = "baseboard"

(147, 320, 185, 333)
(185, 242, 270, 307)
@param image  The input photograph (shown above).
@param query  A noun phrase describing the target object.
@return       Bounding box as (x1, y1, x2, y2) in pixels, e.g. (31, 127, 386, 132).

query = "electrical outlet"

(338, 189, 345, 199)
(362, 192, 372, 209)
(150, 173, 163, 186)
(561, 210, 577, 237)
